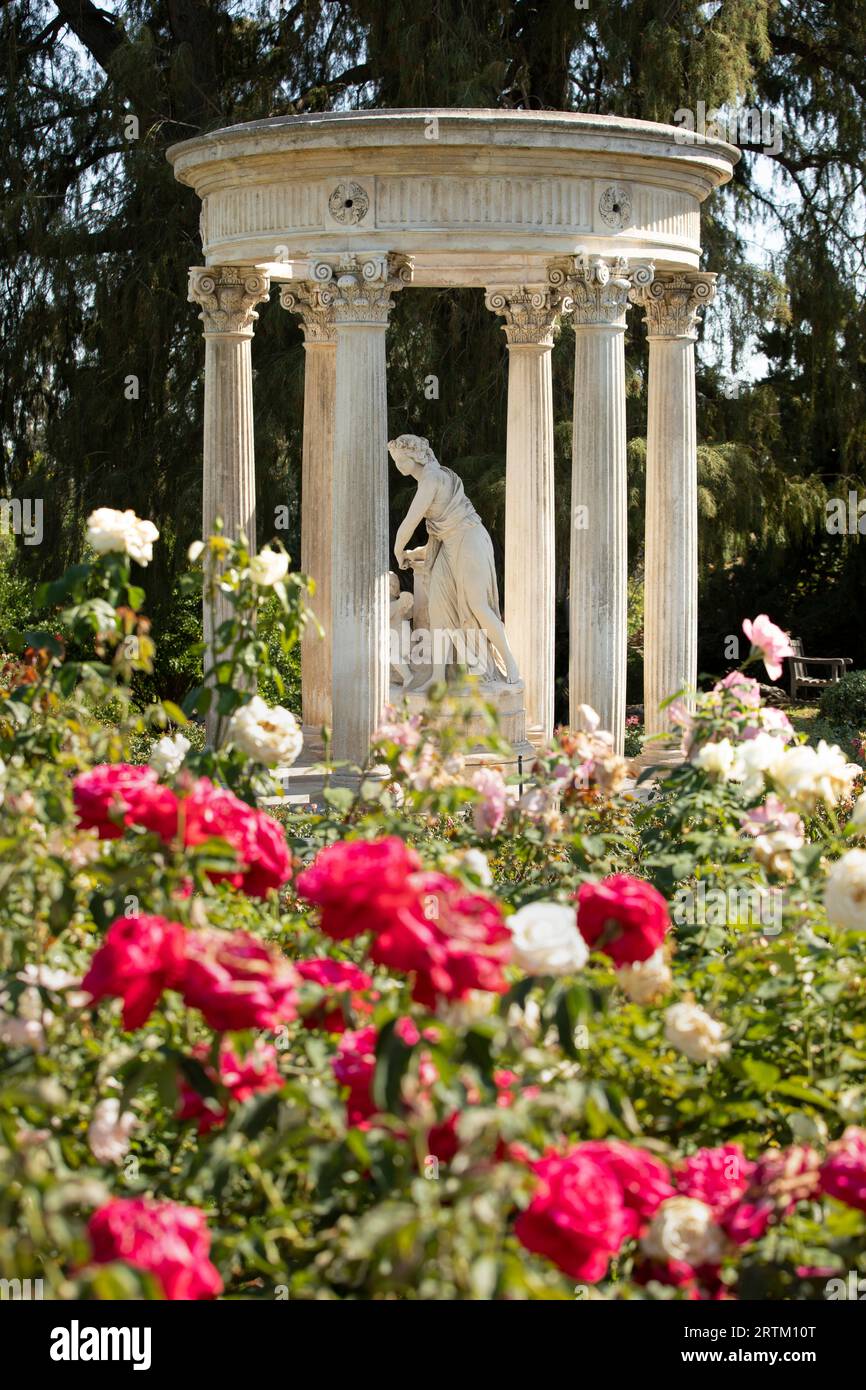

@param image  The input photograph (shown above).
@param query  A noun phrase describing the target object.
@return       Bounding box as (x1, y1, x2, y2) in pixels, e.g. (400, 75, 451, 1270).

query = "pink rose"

(87, 1197, 222, 1299)
(742, 614, 794, 682)
(82, 914, 187, 1029)
(724, 1144, 822, 1244)
(515, 1148, 630, 1282)
(714, 671, 762, 708)
(676, 1144, 755, 1217)
(579, 1140, 675, 1236)
(177, 1039, 282, 1134)
(576, 874, 671, 966)
(821, 1127, 866, 1213)
(73, 764, 177, 841)
(296, 836, 423, 940)
(739, 795, 804, 844)
(180, 929, 299, 1032)
(471, 767, 508, 836)
(296, 957, 374, 1033)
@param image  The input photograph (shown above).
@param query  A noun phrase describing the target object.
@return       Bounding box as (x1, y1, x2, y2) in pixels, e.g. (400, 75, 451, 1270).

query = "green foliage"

(820, 670, 866, 727)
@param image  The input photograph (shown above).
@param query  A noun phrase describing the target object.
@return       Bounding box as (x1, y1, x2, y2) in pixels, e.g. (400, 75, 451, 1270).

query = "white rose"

(88, 1099, 137, 1166)
(444, 847, 493, 886)
(664, 1001, 730, 1062)
(0, 985, 51, 1052)
(824, 849, 866, 931)
(850, 794, 866, 830)
(641, 1197, 727, 1266)
(188, 539, 205, 563)
(616, 948, 673, 1004)
(508, 902, 589, 977)
(17, 963, 79, 992)
(771, 740, 859, 811)
(86, 508, 159, 566)
(248, 546, 289, 587)
(692, 738, 737, 780)
(226, 696, 303, 767)
(149, 732, 191, 778)
(732, 733, 788, 798)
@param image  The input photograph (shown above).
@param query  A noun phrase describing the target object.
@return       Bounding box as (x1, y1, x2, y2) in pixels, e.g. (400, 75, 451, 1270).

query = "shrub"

(820, 669, 866, 726)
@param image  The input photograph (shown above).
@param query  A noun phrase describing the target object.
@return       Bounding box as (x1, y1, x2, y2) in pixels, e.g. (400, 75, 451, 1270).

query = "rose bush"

(1, 524, 865, 1301)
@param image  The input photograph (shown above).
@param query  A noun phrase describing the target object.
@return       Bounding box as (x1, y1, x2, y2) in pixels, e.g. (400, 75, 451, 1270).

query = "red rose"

(82, 914, 187, 1029)
(820, 1128, 866, 1213)
(296, 836, 423, 939)
(182, 779, 291, 898)
(180, 929, 299, 1031)
(332, 1024, 379, 1126)
(579, 1140, 675, 1236)
(331, 1018, 421, 1128)
(576, 874, 670, 965)
(87, 1197, 222, 1300)
(73, 764, 178, 841)
(177, 1039, 282, 1134)
(296, 957, 374, 1033)
(515, 1147, 630, 1282)
(371, 871, 512, 1007)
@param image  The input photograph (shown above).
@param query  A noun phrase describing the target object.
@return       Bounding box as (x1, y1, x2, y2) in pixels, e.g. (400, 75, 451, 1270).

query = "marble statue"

(388, 433, 520, 686)
(388, 571, 414, 689)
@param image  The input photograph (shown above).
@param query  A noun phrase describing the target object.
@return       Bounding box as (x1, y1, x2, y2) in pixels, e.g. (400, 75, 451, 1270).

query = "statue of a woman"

(388, 434, 520, 685)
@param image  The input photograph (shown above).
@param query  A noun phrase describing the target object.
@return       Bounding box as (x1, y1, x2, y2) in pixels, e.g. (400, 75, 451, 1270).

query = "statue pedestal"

(393, 678, 535, 765)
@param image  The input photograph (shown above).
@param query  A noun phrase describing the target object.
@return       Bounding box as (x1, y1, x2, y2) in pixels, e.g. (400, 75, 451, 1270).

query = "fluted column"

(485, 286, 563, 742)
(631, 272, 717, 738)
(309, 253, 413, 764)
(551, 257, 649, 753)
(280, 285, 337, 732)
(188, 265, 270, 739)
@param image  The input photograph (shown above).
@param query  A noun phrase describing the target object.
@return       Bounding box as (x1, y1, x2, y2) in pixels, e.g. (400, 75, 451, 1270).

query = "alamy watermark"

(671, 882, 784, 936)
(0, 497, 43, 546)
(673, 102, 782, 155)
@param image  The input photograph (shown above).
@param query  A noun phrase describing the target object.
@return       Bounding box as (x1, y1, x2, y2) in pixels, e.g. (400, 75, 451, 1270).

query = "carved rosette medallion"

(630, 271, 718, 339)
(306, 252, 414, 325)
(188, 265, 271, 337)
(598, 184, 632, 230)
(549, 256, 653, 328)
(484, 286, 564, 346)
(327, 181, 370, 225)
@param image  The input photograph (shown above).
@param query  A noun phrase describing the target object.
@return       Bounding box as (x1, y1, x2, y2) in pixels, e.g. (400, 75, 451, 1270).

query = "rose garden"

(1, 509, 865, 1304)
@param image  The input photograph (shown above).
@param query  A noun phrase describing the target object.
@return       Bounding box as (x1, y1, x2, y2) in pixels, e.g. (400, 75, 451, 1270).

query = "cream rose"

(692, 738, 738, 780)
(770, 740, 859, 811)
(616, 948, 673, 1004)
(641, 1196, 727, 1266)
(824, 849, 866, 931)
(226, 696, 303, 767)
(86, 508, 159, 565)
(508, 901, 588, 977)
(664, 1000, 730, 1062)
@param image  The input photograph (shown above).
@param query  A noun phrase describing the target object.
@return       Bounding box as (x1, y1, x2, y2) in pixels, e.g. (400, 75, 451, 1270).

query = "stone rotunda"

(167, 109, 738, 764)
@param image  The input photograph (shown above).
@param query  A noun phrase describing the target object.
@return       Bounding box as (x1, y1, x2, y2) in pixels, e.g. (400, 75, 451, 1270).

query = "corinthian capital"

(549, 255, 652, 328)
(630, 271, 717, 339)
(188, 266, 271, 337)
(484, 285, 564, 346)
(305, 252, 414, 326)
(279, 282, 337, 344)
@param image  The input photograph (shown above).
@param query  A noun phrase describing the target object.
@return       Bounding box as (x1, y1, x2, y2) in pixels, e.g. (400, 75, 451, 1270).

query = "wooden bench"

(788, 637, 852, 700)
